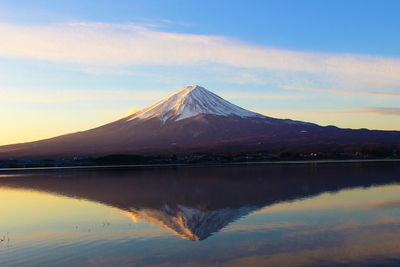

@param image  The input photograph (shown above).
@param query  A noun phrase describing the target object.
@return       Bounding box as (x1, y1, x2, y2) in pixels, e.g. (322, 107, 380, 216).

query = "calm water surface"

(0, 163, 400, 267)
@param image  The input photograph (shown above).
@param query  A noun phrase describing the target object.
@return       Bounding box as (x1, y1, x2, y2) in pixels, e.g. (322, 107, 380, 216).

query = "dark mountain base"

(1, 86, 399, 161)
(1, 146, 399, 169)
(1, 114, 400, 161)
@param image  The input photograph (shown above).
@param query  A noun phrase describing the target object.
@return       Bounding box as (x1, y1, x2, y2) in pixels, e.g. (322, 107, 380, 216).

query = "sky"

(1, 0, 400, 145)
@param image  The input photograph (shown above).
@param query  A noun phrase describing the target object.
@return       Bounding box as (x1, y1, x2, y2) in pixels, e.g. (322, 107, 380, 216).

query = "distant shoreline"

(0, 158, 399, 172)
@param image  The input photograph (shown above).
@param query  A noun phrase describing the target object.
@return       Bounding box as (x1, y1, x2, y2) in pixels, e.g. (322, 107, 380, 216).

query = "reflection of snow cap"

(125, 203, 257, 241)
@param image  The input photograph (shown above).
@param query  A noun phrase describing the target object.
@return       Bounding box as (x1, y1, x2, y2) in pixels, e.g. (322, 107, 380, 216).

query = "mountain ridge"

(0, 85, 399, 159)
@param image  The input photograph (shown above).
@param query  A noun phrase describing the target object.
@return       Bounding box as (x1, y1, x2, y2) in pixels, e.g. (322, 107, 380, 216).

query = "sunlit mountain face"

(1, 163, 399, 241)
(0, 85, 399, 159)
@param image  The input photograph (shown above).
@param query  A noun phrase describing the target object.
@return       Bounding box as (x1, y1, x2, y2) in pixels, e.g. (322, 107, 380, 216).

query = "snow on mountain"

(126, 85, 262, 123)
(1, 84, 399, 160)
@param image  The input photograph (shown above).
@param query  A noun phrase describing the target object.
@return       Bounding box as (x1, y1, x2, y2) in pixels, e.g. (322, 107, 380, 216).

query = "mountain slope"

(127, 85, 261, 122)
(0, 85, 399, 159)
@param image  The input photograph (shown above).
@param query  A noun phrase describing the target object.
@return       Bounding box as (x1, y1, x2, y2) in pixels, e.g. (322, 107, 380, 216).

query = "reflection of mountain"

(1, 163, 399, 240)
(126, 204, 257, 240)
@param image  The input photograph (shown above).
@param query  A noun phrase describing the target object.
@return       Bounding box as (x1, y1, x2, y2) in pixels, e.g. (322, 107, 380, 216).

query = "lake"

(1, 162, 400, 266)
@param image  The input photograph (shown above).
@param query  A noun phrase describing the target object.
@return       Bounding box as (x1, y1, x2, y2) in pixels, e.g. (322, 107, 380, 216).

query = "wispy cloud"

(1, 22, 400, 91)
(0, 88, 162, 103)
(283, 85, 400, 97)
(259, 106, 400, 117)
(255, 107, 400, 130)
(1, 87, 301, 104)
(367, 200, 400, 210)
(360, 107, 400, 116)
(221, 92, 302, 100)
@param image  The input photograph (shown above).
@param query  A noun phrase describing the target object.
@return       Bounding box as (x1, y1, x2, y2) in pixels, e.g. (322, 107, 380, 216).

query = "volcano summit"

(126, 85, 261, 122)
(0, 85, 399, 159)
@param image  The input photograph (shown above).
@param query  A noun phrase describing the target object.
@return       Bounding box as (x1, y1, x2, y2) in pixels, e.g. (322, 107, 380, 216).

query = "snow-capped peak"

(126, 85, 262, 122)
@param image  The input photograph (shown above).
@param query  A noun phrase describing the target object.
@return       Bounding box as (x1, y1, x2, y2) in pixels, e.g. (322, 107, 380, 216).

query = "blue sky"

(1, 0, 400, 145)
(3, 0, 400, 55)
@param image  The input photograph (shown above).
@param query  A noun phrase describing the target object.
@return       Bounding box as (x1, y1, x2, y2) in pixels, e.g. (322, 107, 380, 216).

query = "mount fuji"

(126, 85, 261, 122)
(1, 85, 399, 159)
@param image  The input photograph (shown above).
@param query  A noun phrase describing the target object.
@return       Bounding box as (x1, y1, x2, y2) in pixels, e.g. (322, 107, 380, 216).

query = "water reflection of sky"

(0, 164, 400, 266)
